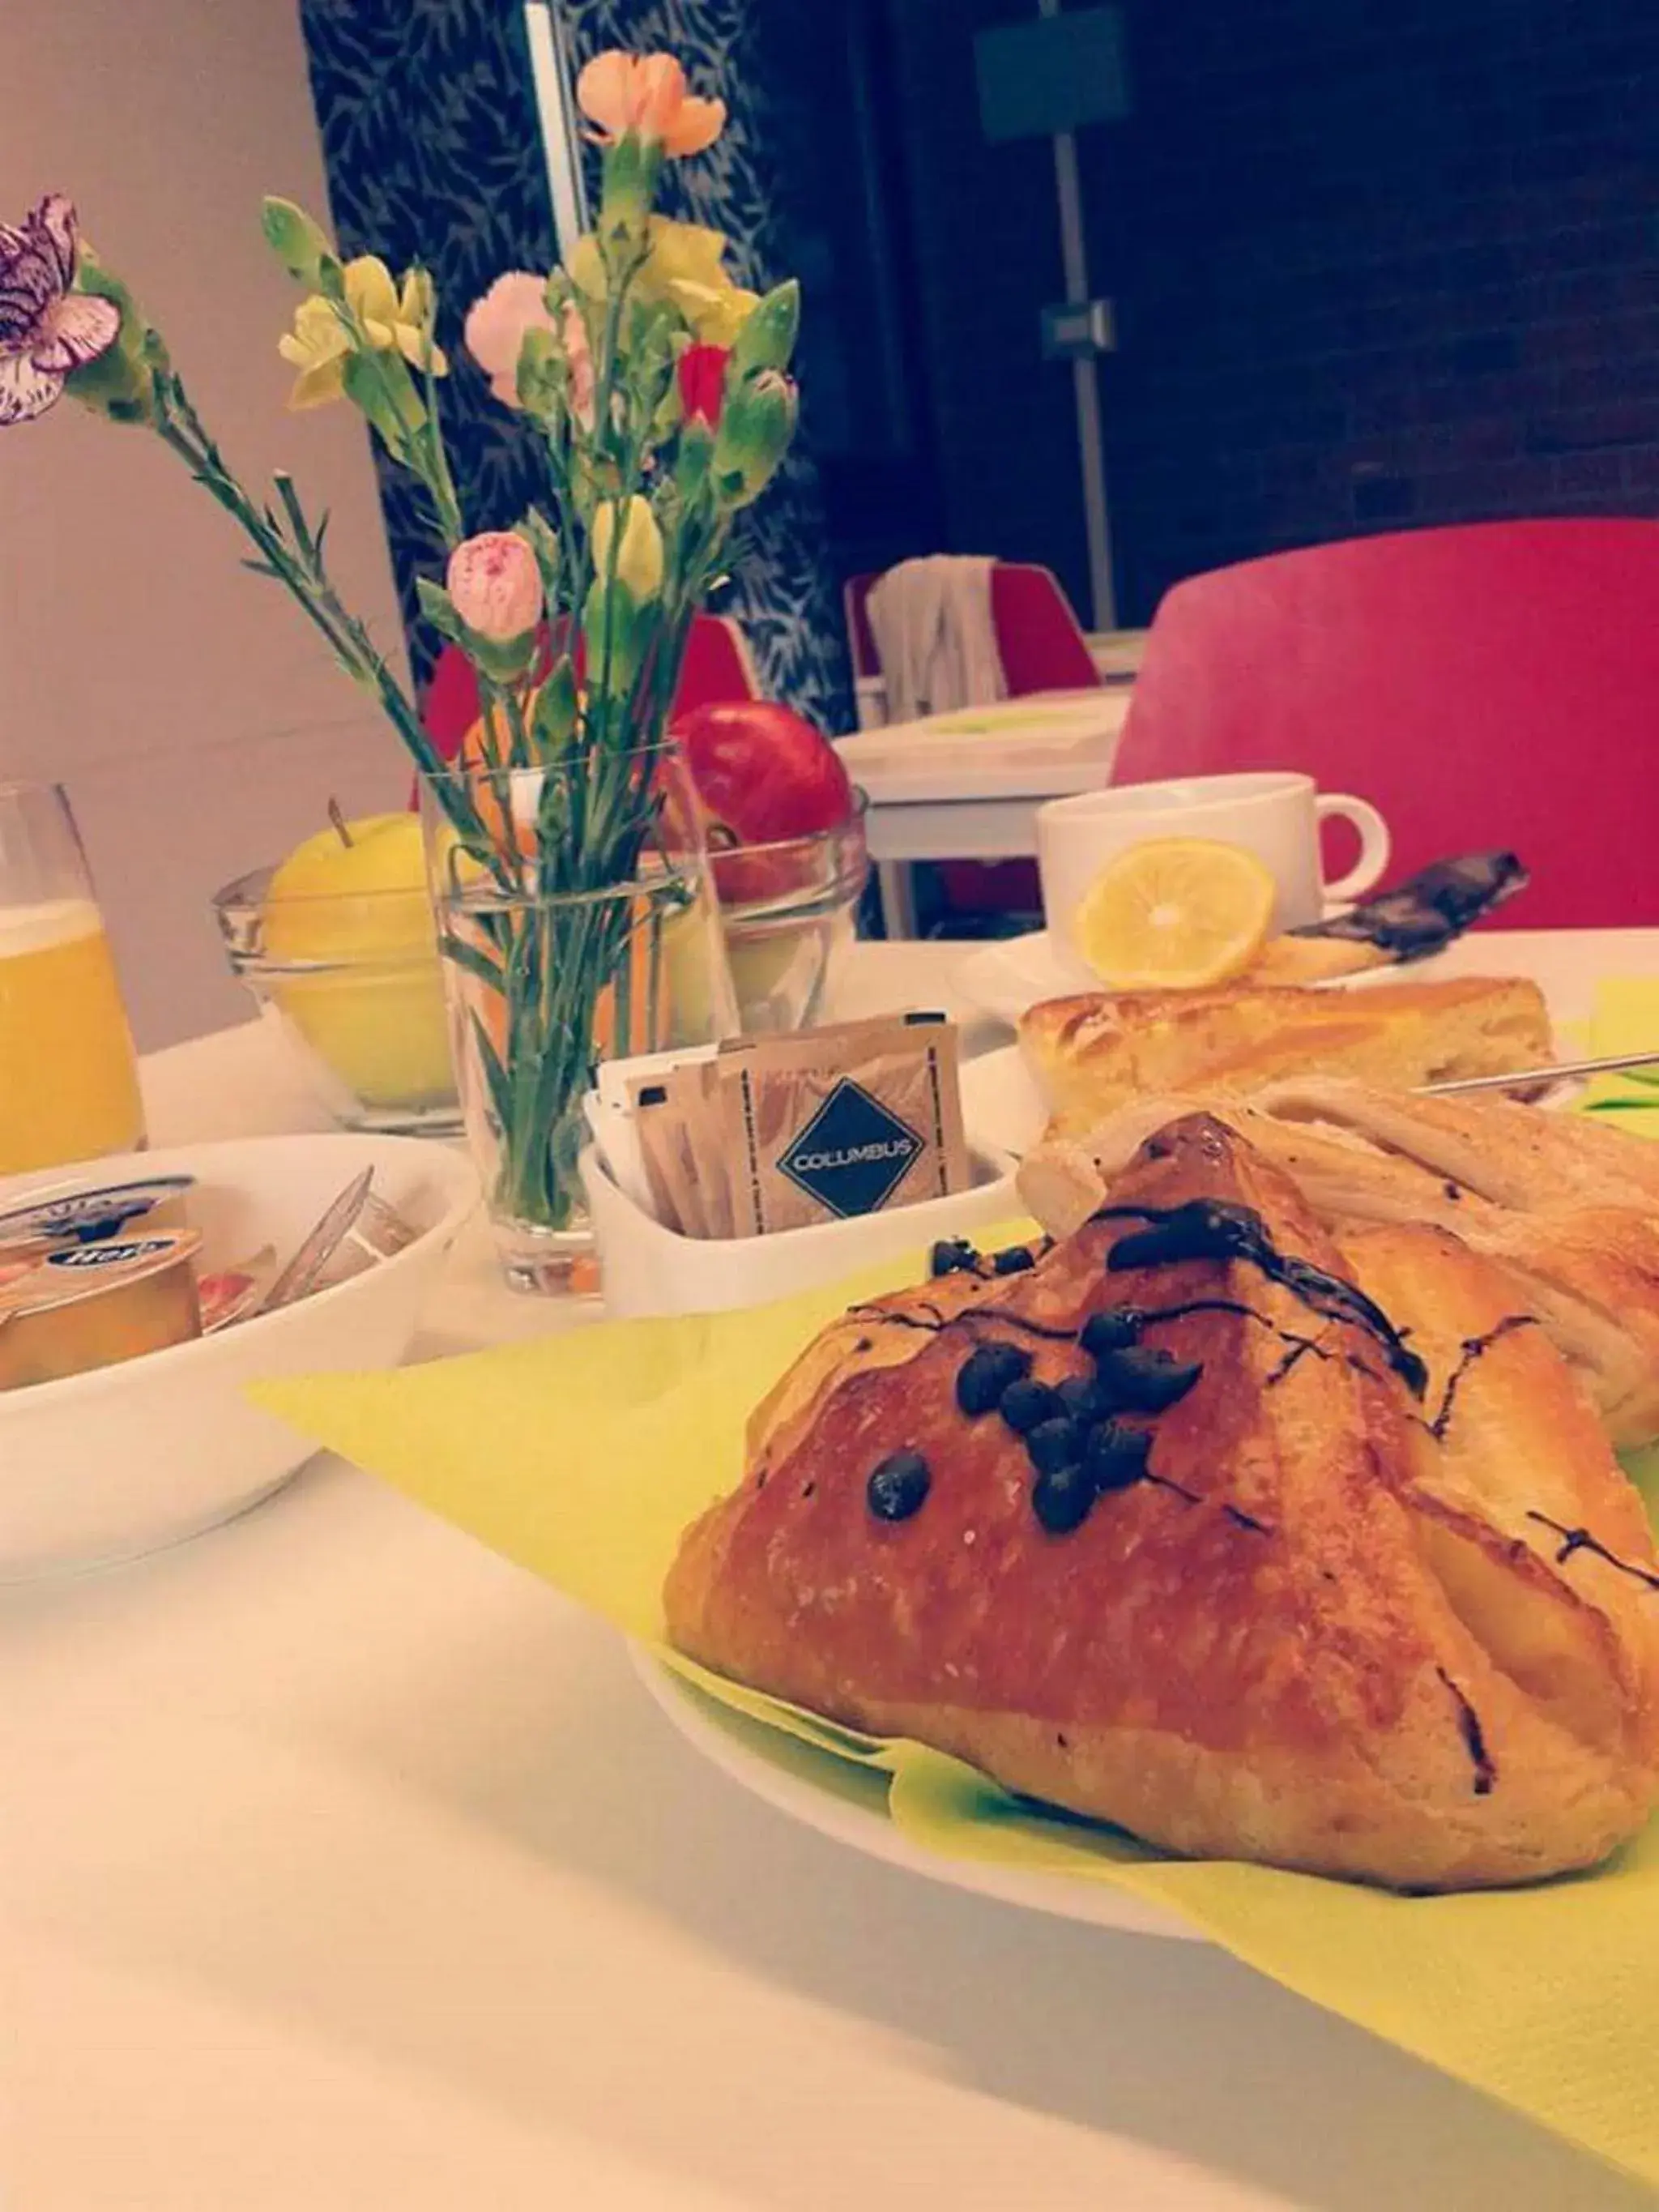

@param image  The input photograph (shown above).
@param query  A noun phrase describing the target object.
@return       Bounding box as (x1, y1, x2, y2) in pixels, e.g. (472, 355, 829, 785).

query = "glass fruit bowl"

(714, 796, 869, 1034)
(211, 865, 461, 1136)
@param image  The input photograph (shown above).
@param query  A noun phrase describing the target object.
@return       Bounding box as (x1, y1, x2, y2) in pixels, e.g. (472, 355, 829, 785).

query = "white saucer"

(632, 1646, 1198, 1943)
(953, 918, 1368, 1030)
(952, 929, 1096, 1027)
(960, 1045, 1047, 1164)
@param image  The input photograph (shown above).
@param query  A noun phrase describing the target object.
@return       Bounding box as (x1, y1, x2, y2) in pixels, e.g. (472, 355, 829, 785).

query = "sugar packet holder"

(586, 1012, 970, 1242)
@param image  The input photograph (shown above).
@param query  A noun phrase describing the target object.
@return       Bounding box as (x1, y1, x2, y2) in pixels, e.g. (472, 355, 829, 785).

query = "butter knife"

(1422, 1049, 1659, 1096)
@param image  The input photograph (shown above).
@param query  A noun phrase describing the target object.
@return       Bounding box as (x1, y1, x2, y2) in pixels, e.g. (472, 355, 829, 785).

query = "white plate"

(953, 929, 1098, 1026)
(632, 1646, 1197, 1943)
(961, 1045, 1050, 1165)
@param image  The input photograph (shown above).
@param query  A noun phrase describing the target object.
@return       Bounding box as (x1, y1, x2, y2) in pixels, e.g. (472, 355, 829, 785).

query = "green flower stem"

(149, 369, 480, 846)
(327, 288, 466, 549)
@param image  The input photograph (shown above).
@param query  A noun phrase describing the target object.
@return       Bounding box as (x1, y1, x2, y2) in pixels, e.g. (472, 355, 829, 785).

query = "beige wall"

(2, 2, 414, 1047)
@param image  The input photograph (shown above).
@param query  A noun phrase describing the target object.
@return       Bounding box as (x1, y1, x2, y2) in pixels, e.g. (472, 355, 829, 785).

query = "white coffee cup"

(1037, 771, 1391, 952)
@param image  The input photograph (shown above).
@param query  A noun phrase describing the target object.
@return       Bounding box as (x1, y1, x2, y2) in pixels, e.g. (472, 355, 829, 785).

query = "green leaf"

(416, 574, 468, 647)
(468, 1009, 515, 1137)
(531, 657, 579, 755)
(440, 930, 505, 993)
(514, 326, 564, 416)
(272, 472, 317, 555)
(516, 506, 562, 600)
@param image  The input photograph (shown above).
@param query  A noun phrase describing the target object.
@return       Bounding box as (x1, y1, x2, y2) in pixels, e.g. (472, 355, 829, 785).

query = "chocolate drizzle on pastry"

(1095, 1199, 1429, 1399)
(1435, 1667, 1498, 1795)
(1526, 1513, 1659, 1592)
(847, 1300, 1079, 1346)
(847, 1301, 950, 1334)
(1426, 1314, 1539, 1440)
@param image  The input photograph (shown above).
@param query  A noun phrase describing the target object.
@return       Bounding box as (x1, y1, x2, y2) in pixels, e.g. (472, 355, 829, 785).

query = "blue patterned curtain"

(298, 0, 851, 728)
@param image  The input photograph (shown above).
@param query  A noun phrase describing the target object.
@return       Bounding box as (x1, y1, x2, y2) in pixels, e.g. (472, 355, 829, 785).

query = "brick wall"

(1094, 0, 1659, 617)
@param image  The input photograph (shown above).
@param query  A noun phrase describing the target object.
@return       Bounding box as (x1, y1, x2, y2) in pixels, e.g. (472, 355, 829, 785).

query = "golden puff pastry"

(1018, 976, 1553, 1136)
(666, 1113, 1659, 1891)
(1017, 1078, 1659, 1448)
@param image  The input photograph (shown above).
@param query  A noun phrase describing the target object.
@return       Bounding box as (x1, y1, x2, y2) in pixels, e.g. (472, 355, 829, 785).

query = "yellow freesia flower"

(565, 218, 757, 344)
(667, 276, 759, 345)
(278, 256, 448, 411)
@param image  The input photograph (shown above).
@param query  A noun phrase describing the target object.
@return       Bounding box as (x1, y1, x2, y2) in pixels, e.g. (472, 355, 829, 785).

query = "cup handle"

(1316, 793, 1391, 905)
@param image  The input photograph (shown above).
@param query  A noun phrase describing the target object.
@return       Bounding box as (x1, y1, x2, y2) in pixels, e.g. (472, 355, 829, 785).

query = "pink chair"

(843, 562, 1100, 922)
(1114, 521, 1659, 929)
(419, 610, 761, 763)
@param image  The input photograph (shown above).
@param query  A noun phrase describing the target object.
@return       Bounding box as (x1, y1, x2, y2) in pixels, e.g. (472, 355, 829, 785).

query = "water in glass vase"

(423, 747, 737, 1294)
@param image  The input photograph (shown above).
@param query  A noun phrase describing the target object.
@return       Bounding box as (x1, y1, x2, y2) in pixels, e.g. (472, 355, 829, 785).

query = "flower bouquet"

(2, 49, 802, 1287)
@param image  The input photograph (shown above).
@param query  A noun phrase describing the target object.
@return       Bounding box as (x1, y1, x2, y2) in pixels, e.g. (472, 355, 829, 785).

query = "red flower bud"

(677, 340, 729, 428)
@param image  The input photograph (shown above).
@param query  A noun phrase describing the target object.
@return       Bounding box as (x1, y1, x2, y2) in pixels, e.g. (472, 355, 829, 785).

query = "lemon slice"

(1070, 838, 1276, 989)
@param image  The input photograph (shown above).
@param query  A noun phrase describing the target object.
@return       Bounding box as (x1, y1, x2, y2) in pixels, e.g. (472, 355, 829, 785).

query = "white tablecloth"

(4, 937, 1649, 2210)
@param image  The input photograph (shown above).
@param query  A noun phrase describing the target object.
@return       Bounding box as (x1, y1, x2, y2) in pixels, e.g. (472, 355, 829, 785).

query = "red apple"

(673, 699, 856, 906)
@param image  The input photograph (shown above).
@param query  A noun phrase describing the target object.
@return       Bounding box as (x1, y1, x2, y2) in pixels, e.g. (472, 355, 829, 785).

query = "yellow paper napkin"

(1584, 975, 1659, 1122)
(255, 977, 1659, 2188)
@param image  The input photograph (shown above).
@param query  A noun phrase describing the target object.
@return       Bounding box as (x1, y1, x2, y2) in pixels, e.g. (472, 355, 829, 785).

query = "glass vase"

(420, 742, 737, 1293)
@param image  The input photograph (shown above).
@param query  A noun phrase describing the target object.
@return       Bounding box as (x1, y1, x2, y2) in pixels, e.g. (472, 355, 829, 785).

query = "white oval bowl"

(0, 1134, 477, 1582)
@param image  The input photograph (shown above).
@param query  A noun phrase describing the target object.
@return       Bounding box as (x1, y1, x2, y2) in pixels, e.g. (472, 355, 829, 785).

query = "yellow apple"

(262, 813, 454, 1111)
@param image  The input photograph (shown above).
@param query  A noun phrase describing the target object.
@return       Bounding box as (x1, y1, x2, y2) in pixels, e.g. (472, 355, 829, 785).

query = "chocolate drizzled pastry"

(666, 1112, 1659, 1891)
(1096, 1198, 1429, 1399)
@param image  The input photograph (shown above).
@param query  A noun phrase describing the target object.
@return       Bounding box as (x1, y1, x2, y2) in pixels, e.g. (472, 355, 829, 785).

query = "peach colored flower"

(447, 532, 544, 642)
(576, 50, 726, 158)
(463, 271, 557, 408)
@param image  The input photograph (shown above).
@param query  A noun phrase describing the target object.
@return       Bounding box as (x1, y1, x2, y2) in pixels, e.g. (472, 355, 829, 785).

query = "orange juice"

(0, 899, 145, 1174)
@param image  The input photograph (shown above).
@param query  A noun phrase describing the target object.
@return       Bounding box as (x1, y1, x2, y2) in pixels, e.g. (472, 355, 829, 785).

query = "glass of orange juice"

(0, 782, 145, 1176)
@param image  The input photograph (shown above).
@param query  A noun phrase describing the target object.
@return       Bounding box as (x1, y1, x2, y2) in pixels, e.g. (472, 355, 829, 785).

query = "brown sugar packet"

(689, 1059, 736, 1239)
(716, 1013, 967, 1237)
(629, 1074, 708, 1238)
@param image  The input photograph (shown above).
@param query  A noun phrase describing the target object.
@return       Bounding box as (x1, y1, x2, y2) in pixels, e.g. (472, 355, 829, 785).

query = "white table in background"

(834, 692, 1127, 937)
(1086, 627, 1150, 682)
(850, 634, 1147, 732)
(3, 934, 1651, 2212)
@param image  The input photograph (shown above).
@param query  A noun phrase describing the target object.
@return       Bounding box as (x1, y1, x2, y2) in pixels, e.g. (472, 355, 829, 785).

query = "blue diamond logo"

(777, 1078, 923, 1219)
